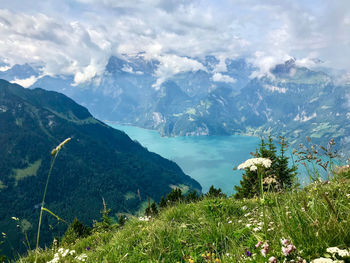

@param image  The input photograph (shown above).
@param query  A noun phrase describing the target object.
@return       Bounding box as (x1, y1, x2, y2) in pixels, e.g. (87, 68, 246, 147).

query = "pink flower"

(261, 242, 270, 257)
(255, 241, 263, 248)
(282, 244, 296, 256)
(280, 238, 291, 246)
(268, 256, 277, 263)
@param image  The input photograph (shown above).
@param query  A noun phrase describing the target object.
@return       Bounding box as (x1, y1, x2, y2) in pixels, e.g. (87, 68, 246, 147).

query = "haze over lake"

(111, 124, 261, 194)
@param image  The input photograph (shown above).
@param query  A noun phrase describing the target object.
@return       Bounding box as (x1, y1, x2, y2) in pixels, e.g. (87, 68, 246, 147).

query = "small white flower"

(311, 258, 334, 263)
(241, 205, 248, 211)
(228, 220, 232, 224)
(46, 253, 60, 263)
(60, 248, 70, 257)
(253, 227, 262, 232)
(326, 247, 340, 254)
(250, 165, 257, 171)
(338, 249, 350, 257)
(75, 253, 88, 262)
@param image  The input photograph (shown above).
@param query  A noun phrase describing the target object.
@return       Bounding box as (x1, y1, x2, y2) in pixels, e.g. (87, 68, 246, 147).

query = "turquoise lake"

(110, 124, 262, 195)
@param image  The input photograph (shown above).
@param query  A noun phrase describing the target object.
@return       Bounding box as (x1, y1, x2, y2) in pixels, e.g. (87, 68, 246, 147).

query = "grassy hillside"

(16, 167, 350, 263)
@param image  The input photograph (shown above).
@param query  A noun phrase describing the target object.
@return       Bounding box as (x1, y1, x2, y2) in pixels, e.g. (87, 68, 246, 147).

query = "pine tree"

(118, 215, 126, 226)
(276, 136, 298, 189)
(150, 202, 158, 215)
(185, 189, 201, 202)
(62, 218, 91, 245)
(206, 185, 226, 198)
(159, 196, 167, 208)
(234, 136, 298, 199)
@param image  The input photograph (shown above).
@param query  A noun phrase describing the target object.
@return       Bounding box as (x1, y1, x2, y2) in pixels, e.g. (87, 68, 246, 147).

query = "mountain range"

(2, 55, 349, 153)
(0, 80, 200, 258)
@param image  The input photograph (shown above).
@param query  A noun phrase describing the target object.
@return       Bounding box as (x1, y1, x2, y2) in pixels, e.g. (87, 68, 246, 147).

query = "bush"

(62, 218, 91, 245)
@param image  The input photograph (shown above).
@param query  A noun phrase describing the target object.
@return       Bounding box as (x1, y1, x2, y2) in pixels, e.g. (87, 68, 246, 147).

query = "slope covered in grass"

(20, 168, 350, 263)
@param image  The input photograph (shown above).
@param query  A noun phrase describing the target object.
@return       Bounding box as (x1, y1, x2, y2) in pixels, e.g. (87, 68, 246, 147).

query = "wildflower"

(250, 165, 257, 171)
(269, 256, 277, 263)
(138, 216, 151, 221)
(311, 258, 334, 263)
(326, 247, 350, 257)
(58, 248, 70, 257)
(282, 244, 296, 256)
(241, 205, 248, 211)
(326, 247, 340, 254)
(228, 220, 232, 224)
(237, 158, 272, 170)
(47, 253, 60, 263)
(75, 253, 88, 262)
(253, 226, 262, 232)
(260, 242, 270, 257)
(245, 248, 252, 257)
(296, 257, 307, 263)
(337, 249, 350, 257)
(256, 241, 263, 248)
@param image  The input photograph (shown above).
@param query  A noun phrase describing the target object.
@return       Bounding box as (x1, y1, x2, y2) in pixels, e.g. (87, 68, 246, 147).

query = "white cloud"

(0, 66, 10, 71)
(249, 51, 293, 79)
(212, 73, 236, 83)
(10, 75, 40, 88)
(152, 54, 206, 89)
(0, 0, 350, 84)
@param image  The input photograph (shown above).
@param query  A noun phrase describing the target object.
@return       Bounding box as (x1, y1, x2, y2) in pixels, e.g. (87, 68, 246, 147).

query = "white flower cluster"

(311, 247, 350, 262)
(138, 216, 151, 221)
(326, 247, 350, 257)
(46, 248, 87, 263)
(75, 253, 88, 262)
(237, 158, 272, 172)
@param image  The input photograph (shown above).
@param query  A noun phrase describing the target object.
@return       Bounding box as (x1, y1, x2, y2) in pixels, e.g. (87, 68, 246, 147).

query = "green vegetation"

(18, 167, 350, 262)
(14, 134, 350, 262)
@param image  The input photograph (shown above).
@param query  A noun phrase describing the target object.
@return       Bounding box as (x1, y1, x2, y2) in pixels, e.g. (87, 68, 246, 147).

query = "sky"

(0, 0, 349, 86)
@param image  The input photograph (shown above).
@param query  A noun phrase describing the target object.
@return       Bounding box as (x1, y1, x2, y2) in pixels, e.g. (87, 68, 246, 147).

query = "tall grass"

(34, 138, 70, 263)
(23, 167, 350, 262)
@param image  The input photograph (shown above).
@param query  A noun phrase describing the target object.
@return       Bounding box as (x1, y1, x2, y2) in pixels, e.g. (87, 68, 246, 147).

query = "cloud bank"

(0, 0, 349, 85)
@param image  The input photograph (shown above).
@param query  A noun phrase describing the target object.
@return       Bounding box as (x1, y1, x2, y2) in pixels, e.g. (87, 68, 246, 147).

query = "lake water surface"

(110, 124, 261, 195)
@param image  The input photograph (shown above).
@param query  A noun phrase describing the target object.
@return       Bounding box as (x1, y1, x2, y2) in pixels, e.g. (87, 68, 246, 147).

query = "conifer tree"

(150, 202, 158, 215)
(159, 196, 167, 208)
(234, 136, 297, 199)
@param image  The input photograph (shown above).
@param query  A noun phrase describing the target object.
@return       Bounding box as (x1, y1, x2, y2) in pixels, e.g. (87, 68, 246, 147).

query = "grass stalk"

(34, 153, 58, 263)
(34, 138, 70, 263)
